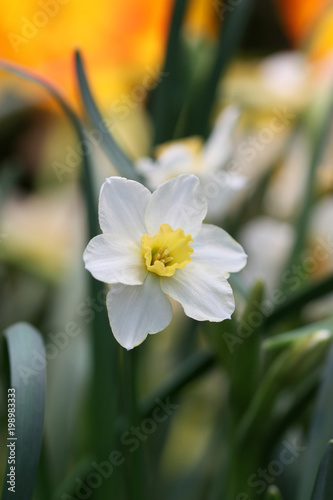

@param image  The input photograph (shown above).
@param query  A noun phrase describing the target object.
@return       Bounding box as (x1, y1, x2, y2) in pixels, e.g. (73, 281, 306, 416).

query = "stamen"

(152, 246, 173, 264)
(160, 256, 174, 264)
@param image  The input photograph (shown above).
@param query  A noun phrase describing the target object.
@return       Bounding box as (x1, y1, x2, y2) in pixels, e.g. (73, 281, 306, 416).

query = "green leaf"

(51, 456, 93, 500)
(224, 329, 331, 499)
(148, 0, 190, 145)
(183, 0, 255, 137)
(258, 322, 333, 467)
(298, 343, 333, 500)
(140, 350, 214, 419)
(263, 368, 319, 458)
(139, 320, 333, 422)
(74, 50, 142, 182)
(1, 322, 46, 500)
(0, 58, 99, 240)
(264, 318, 333, 351)
(236, 328, 332, 449)
(266, 274, 333, 329)
(310, 441, 333, 500)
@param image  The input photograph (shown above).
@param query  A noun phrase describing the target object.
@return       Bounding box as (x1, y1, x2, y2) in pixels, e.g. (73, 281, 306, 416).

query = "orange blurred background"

(277, 0, 333, 60)
(1, 0, 333, 111)
(0, 0, 221, 109)
(0, 0, 172, 105)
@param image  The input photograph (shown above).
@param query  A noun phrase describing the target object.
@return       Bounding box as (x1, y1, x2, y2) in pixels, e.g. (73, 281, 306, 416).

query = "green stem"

(121, 350, 146, 500)
(89, 281, 121, 500)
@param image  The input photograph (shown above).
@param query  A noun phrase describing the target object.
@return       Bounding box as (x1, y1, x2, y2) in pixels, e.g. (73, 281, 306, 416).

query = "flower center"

(141, 223, 193, 277)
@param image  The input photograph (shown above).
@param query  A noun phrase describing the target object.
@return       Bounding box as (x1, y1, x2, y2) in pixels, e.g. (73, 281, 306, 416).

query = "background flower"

(136, 106, 248, 221)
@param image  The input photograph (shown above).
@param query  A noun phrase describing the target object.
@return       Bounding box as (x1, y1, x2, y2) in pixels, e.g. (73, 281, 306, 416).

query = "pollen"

(141, 223, 193, 277)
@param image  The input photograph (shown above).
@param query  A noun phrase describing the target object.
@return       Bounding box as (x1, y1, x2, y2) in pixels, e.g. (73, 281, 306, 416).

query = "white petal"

(99, 177, 151, 242)
(106, 273, 173, 349)
(83, 234, 147, 285)
(145, 174, 207, 238)
(192, 224, 247, 273)
(202, 106, 240, 171)
(160, 262, 235, 322)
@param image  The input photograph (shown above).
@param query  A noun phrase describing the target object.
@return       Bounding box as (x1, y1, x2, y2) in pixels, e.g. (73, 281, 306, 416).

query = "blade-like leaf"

(310, 441, 333, 500)
(1, 322, 46, 500)
(264, 319, 333, 351)
(148, 0, 190, 145)
(266, 274, 333, 329)
(75, 51, 142, 181)
(0, 58, 98, 240)
(183, 0, 255, 137)
(138, 320, 333, 420)
(263, 368, 319, 458)
(236, 328, 332, 449)
(140, 350, 214, 419)
(51, 457, 92, 500)
(298, 342, 333, 500)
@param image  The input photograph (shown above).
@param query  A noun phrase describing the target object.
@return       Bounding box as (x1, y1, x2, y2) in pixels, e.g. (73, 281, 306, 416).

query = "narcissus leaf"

(1, 322, 46, 500)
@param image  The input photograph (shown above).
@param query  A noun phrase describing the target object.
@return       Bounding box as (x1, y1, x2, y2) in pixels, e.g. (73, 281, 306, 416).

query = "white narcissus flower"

(83, 174, 247, 349)
(135, 106, 247, 220)
(238, 216, 295, 293)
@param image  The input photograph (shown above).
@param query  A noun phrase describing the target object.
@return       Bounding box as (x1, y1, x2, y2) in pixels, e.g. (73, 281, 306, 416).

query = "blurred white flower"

(0, 187, 83, 281)
(263, 130, 310, 219)
(260, 51, 310, 101)
(238, 216, 295, 293)
(135, 106, 247, 221)
(83, 175, 247, 349)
